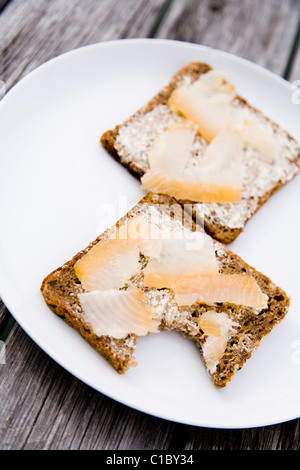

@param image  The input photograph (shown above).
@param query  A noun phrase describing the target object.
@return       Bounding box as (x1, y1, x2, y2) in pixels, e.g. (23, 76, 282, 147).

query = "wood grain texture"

(0, 323, 176, 450)
(1, 0, 300, 451)
(155, 0, 300, 77)
(1, 324, 300, 450)
(0, 0, 10, 13)
(0, 301, 9, 330)
(0, 0, 167, 91)
(289, 21, 300, 82)
(290, 50, 300, 82)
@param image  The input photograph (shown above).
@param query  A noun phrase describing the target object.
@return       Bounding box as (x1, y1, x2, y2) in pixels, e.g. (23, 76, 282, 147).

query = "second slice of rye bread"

(41, 193, 290, 388)
(101, 62, 300, 244)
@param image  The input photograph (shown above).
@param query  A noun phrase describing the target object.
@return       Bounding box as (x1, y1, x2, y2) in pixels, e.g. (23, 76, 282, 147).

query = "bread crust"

(100, 62, 300, 244)
(41, 193, 290, 387)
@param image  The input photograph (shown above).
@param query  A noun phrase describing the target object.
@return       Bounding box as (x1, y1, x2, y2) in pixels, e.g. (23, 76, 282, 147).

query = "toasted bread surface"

(100, 62, 300, 244)
(41, 193, 290, 387)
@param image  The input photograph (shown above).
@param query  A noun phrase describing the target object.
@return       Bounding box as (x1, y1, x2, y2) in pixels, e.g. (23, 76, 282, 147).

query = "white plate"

(0, 38, 300, 429)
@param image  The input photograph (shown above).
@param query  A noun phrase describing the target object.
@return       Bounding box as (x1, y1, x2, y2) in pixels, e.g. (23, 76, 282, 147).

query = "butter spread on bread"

(41, 194, 289, 387)
(101, 62, 300, 243)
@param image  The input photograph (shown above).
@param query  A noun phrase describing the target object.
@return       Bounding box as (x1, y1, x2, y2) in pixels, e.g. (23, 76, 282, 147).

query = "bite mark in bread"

(41, 193, 290, 387)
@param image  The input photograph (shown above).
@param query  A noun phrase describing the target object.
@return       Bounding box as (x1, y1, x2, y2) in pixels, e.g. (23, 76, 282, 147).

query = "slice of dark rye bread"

(41, 193, 290, 388)
(100, 61, 300, 244)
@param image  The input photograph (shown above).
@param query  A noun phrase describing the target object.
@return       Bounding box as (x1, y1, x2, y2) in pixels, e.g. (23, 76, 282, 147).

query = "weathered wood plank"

(0, 300, 8, 326)
(0, 0, 10, 13)
(2, 323, 299, 450)
(0, 323, 176, 450)
(1, 0, 300, 451)
(155, 0, 300, 77)
(289, 30, 300, 82)
(0, 324, 298, 451)
(0, 301, 13, 340)
(172, 419, 300, 450)
(0, 0, 167, 91)
(0, 310, 14, 344)
(0, 0, 176, 451)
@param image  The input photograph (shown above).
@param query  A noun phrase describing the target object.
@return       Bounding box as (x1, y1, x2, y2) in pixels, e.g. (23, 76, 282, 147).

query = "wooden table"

(1, 0, 300, 451)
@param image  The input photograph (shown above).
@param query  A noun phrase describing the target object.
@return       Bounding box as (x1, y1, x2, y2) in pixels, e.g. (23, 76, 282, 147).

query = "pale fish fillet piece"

(78, 287, 160, 339)
(202, 335, 229, 374)
(141, 127, 244, 203)
(168, 70, 236, 142)
(114, 215, 163, 259)
(198, 310, 238, 373)
(198, 310, 237, 337)
(74, 238, 140, 292)
(141, 172, 243, 203)
(173, 274, 268, 309)
(238, 119, 280, 163)
(75, 215, 164, 292)
(143, 230, 219, 288)
(147, 119, 197, 176)
(168, 69, 280, 161)
(75, 212, 197, 292)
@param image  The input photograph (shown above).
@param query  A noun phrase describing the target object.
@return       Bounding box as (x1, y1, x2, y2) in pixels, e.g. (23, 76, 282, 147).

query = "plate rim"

(0, 38, 299, 429)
